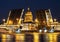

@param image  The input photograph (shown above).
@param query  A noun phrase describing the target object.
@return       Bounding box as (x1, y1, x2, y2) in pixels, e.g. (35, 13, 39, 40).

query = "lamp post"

(2, 19, 5, 24)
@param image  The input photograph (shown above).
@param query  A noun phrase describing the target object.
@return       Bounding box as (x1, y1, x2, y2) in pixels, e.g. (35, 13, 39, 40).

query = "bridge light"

(2, 19, 5, 22)
(39, 29, 42, 32)
(44, 29, 47, 32)
(8, 20, 13, 25)
(2, 19, 5, 24)
(54, 19, 57, 22)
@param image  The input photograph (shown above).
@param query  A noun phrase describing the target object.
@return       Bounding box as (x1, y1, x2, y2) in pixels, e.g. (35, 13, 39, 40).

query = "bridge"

(0, 9, 24, 33)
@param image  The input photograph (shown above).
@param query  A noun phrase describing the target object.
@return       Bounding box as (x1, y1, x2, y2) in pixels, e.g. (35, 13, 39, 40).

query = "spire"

(26, 7, 31, 12)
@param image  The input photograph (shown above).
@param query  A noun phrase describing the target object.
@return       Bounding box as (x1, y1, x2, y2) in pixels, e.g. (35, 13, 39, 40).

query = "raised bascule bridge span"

(0, 9, 24, 33)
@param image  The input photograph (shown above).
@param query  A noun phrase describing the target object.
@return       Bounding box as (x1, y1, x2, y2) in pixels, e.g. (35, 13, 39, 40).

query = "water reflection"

(25, 33, 33, 42)
(0, 33, 60, 42)
(57, 34, 60, 42)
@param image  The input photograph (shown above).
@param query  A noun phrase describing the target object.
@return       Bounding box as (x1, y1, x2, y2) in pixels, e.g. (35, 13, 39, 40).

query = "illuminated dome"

(24, 8, 33, 22)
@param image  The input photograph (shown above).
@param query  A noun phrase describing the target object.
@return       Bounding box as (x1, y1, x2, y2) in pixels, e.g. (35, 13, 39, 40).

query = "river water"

(0, 32, 60, 42)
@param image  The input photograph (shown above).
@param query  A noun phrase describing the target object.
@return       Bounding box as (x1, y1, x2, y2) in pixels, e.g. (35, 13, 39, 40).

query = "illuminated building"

(21, 8, 36, 30)
(21, 23, 36, 30)
(24, 8, 33, 22)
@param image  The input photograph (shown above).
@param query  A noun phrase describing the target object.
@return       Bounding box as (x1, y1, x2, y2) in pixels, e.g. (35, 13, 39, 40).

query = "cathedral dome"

(24, 8, 33, 23)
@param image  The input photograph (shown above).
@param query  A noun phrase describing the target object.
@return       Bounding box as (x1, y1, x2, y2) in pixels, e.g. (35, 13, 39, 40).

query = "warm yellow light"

(49, 19, 53, 23)
(18, 19, 21, 24)
(47, 33, 58, 42)
(35, 18, 39, 23)
(8, 30, 12, 34)
(33, 33, 39, 42)
(16, 18, 19, 21)
(8, 20, 13, 24)
(2, 34, 7, 42)
(15, 34, 24, 41)
(2, 34, 6, 39)
(43, 21, 46, 24)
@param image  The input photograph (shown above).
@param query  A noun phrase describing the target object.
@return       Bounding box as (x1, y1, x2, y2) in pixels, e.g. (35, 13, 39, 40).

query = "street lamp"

(54, 19, 57, 22)
(2, 19, 5, 24)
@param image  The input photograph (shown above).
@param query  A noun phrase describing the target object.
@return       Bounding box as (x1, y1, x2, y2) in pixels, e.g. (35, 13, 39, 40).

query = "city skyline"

(0, 0, 60, 23)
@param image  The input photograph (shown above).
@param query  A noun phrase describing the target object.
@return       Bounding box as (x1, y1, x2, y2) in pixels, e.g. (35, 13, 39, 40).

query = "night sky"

(0, 0, 60, 23)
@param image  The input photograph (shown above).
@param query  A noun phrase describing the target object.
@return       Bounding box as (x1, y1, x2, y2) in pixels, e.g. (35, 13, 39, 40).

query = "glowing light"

(54, 19, 57, 22)
(8, 20, 13, 24)
(39, 29, 42, 32)
(35, 18, 39, 23)
(16, 18, 19, 21)
(2, 19, 5, 22)
(44, 29, 47, 32)
(15, 34, 24, 41)
(33, 33, 39, 42)
(2, 34, 7, 42)
(49, 19, 53, 23)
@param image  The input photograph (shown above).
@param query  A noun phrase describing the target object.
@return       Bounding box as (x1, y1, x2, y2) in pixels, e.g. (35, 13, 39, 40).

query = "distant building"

(24, 8, 33, 22)
(22, 8, 36, 30)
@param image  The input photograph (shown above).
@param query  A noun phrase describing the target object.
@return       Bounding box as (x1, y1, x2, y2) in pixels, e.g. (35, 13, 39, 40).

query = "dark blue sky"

(0, 0, 60, 22)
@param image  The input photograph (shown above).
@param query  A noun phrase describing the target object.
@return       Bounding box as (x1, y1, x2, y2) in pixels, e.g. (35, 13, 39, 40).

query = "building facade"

(24, 8, 33, 22)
